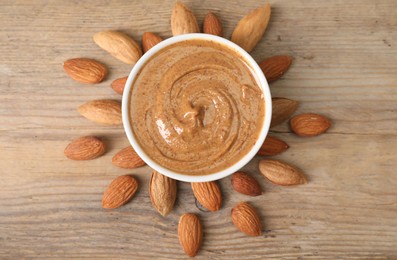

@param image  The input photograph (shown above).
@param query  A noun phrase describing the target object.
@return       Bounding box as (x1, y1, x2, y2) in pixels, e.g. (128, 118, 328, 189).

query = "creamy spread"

(129, 39, 265, 175)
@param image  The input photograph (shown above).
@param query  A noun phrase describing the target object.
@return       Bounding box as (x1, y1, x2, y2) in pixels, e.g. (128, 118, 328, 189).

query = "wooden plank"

(0, 0, 396, 258)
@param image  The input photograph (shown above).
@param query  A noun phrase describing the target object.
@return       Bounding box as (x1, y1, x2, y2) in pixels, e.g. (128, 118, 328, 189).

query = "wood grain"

(1, 0, 396, 258)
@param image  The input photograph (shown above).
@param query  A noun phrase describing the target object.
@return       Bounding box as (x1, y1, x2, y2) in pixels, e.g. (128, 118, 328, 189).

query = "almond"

(271, 97, 299, 127)
(93, 31, 142, 65)
(63, 58, 107, 84)
(259, 159, 307, 186)
(203, 11, 223, 36)
(111, 76, 128, 95)
(257, 135, 289, 156)
(191, 181, 222, 211)
(259, 55, 292, 83)
(231, 202, 262, 236)
(77, 99, 122, 125)
(171, 2, 200, 36)
(178, 213, 202, 257)
(231, 172, 262, 196)
(102, 175, 138, 209)
(64, 136, 105, 160)
(149, 171, 177, 216)
(290, 113, 331, 137)
(112, 146, 146, 169)
(231, 3, 271, 52)
(142, 32, 163, 53)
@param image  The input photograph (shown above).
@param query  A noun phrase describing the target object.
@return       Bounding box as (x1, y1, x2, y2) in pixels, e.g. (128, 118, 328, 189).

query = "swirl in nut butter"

(129, 39, 265, 175)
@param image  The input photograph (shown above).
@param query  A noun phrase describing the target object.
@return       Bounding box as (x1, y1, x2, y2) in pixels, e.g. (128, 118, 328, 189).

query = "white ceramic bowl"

(122, 33, 272, 182)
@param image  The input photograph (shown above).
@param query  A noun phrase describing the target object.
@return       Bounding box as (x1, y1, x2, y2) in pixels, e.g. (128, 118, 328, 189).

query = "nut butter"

(129, 39, 265, 175)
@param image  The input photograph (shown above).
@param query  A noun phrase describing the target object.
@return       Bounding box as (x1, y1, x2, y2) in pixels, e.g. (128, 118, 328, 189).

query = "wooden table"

(1, 0, 396, 258)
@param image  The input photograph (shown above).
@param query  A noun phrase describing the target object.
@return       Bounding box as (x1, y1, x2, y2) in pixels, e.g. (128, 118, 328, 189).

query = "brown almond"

(231, 172, 262, 196)
(93, 31, 142, 65)
(77, 99, 122, 125)
(259, 55, 292, 83)
(203, 11, 223, 36)
(259, 159, 307, 186)
(149, 171, 177, 216)
(102, 175, 138, 209)
(171, 2, 200, 36)
(231, 202, 262, 236)
(142, 32, 163, 53)
(191, 181, 222, 211)
(231, 4, 271, 52)
(111, 76, 128, 95)
(290, 113, 331, 137)
(271, 97, 299, 127)
(64, 136, 105, 160)
(178, 213, 202, 257)
(257, 135, 289, 156)
(63, 58, 107, 84)
(112, 146, 146, 169)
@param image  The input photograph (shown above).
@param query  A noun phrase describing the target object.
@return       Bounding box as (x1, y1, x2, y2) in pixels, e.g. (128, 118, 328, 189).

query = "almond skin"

(259, 159, 307, 186)
(111, 76, 128, 95)
(64, 136, 105, 160)
(231, 3, 271, 52)
(257, 135, 289, 156)
(259, 55, 293, 83)
(191, 181, 222, 211)
(93, 31, 142, 65)
(171, 2, 200, 36)
(203, 11, 223, 36)
(178, 213, 202, 257)
(271, 97, 299, 127)
(77, 99, 122, 125)
(102, 175, 138, 209)
(112, 146, 146, 169)
(63, 58, 107, 84)
(149, 171, 177, 216)
(231, 172, 262, 196)
(142, 32, 163, 53)
(290, 113, 331, 137)
(231, 202, 262, 236)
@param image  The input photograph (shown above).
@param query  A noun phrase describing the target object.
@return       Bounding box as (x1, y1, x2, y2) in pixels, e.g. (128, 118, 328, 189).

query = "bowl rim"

(122, 33, 272, 182)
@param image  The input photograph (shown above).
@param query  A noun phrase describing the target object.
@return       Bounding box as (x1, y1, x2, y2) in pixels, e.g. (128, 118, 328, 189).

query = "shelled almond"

(112, 146, 146, 169)
(63, 58, 107, 84)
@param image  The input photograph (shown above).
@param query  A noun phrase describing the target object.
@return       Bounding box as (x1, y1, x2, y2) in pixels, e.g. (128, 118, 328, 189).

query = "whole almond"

(259, 55, 293, 83)
(111, 76, 128, 95)
(77, 99, 122, 125)
(257, 135, 289, 156)
(149, 171, 177, 216)
(259, 159, 307, 186)
(191, 181, 222, 211)
(271, 97, 299, 127)
(64, 136, 105, 160)
(203, 12, 223, 36)
(142, 32, 163, 53)
(112, 146, 146, 169)
(231, 202, 262, 236)
(171, 2, 200, 36)
(63, 58, 107, 84)
(231, 172, 262, 196)
(231, 3, 271, 52)
(178, 213, 202, 257)
(102, 175, 138, 209)
(93, 31, 142, 65)
(290, 113, 331, 137)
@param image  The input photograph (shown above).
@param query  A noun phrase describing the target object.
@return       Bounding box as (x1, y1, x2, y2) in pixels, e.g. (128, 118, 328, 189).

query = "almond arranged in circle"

(231, 202, 262, 236)
(64, 136, 105, 160)
(102, 175, 138, 209)
(290, 113, 331, 137)
(178, 213, 203, 257)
